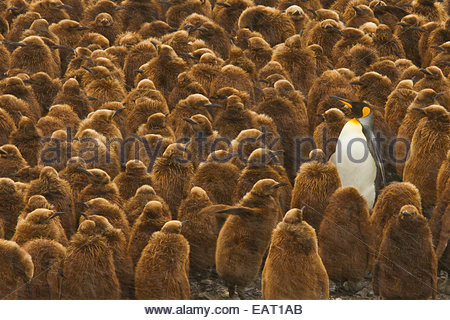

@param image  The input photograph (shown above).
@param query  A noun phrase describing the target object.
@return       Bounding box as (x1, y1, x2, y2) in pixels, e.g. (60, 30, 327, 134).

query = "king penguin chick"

(135, 220, 190, 300)
(25, 166, 74, 237)
(403, 105, 449, 212)
(291, 149, 342, 231)
(0, 177, 25, 239)
(329, 97, 386, 208)
(0, 239, 33, 299)
(128, 200, 171, 267)
(215, 178, 286, 298)
(373, 205, 437, 299)
(9, 115, 42, 167)
(112, 160, 154, 201)
(384, 79, 417, 134)
(0, 144, 28, 179)
(318, 186, 374, 286)
(151, 143, 195, 218)
(190, 150, 241, 205)
(61, 219, 121, 299)
(261, 207, 329, 300)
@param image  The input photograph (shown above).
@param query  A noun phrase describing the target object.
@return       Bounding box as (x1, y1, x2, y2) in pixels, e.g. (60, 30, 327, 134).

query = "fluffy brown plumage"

(373, 205, 437, 299)
(135, 220, 190, 299)
(262, 208, 329, 299)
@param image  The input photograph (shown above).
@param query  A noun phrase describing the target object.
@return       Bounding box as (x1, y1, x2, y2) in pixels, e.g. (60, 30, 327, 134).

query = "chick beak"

(181, 220, 189, 227)
(76, 26, 89, 31)
(112, 107, 126, 118)
(204, 103, 222, 108)
(48, 212, 65, 220)
(77, 168, 93, 176)
(352, 5, 362, 15)
(182, 117, 198, 125)
(330, 26, 343, 36)
(272, 182, 288, 189)
(401, 211, 411, 217)
(0, 149, 6, 155)
(350, 81, 363, 86)
(396, 22, 408, 27)
(80, 212, 89, 219)
(419, 68, 432, 75)
(216, 2, 231, 7)
(82, 66, 93, 74)
(57, 4, 73, 10)
(76, 202, 89, 209)
(430, 45, 444, 52)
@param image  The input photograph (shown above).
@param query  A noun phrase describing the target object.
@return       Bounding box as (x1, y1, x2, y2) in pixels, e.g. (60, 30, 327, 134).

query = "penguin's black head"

(330, 96, 371, 119)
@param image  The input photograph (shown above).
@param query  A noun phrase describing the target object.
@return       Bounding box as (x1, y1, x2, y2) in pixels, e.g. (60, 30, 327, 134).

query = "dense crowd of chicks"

(0, 0, 449, 300)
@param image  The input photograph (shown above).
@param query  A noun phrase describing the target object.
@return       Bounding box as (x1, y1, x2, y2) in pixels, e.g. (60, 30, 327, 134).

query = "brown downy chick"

(46, 104, 81, 132)
(25, 72, 61, 115)
(189, 52, 222, 94)
(213, 94, 254, 140)
(61, 219, 121, 299)
(166, 0, 212, 28)
(83, 214, 134, 299)
(123, 40, 158, 90)
(313, 108, 349, 159)
(373, 205, 437, 299)
(52, 78, 92, 119)
(291, 149, 342, 231)
(430, 41, 450, 77)
(370, 182, 422, 253)
(191, 150, 241, 205)
(243, 36, 272, 72)
(5, 12, 41, 47)
(339, 44, 379, 76)
(346, 4, 379, 28)
(135, 44, 186, 99)
(25, 166, 74, 236)
(309, 44, 333, 77)
(224, 45, 257, 81)
(372, 24, 406, 59)
(9, 115, 42, 167)
(138, 20, 175, 39)
(414, 66, 450, 107)
(37, 129, 70, 171)
(0, 108, 16, 146)
(77, 108, 123, 142)
(112, 160, 154, 201)
(352, 71, 393, 109)
(262, 207, 329, 299)
(184, 114, 227, 168)
(394, 89, 441, 177)
(124, 184, 170, 226)
(395, 14, 425, 67)
(0, 177, 25, 239)
(168, 71, 207, 110)
(167, 93, 213, 139)
(0, 77, 41, 121)
(272, 34, 317, 97)
(238, 5, 296, 47)
(127, 134, 173, 173)
(83, 65, 126, 109)
(5, 0, 29, 25)
(9, 35, 60, 78)
(136, 113, 175, 140)
(19, 194, 54, 222)
(209, 64, 255, 105)
(192, 20, 230, 59)
(370, 59, 400, 85)
(318, 187, 374, 283)
(17, 239, 66, 299)
(11, 208, 68, 246)
(213, 0, 253, 33)
(306, 19, 343, 61)
(151, 143, 195, 218)
(412, 0, 446, 23)
(0, 239, 33, 299)
(178, 186, 217, 273)
(216, 179, 286, 298)
(88, 13, 120, 45)
(135, 220, 190, 299)
(77, 169, 122, 210)
(124, 79, 166, 112)
(285, 5, 309, 34)
(120, 0, 162, 32)
(385, 79, 417, 134)
(0, 144, 28, 179)
(404, 105, 449, 210)
(233, 148, 291, 218)
(29, 0, 71, 24)
(128, 200, 171, 267)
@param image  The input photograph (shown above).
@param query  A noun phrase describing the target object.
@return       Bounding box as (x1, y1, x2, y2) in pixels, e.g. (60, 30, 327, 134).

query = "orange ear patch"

(362, 106, 371, 118)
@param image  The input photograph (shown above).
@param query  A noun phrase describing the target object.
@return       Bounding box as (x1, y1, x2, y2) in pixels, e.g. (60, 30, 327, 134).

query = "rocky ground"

(190, 270, 450, 300)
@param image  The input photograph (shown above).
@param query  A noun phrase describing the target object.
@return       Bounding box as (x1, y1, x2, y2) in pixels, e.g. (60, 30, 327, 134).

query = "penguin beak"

(256, 131, 273, 141)
(350, 81, 363, 86)
(352, 5, 362, 15)
(178, 53, 196, 60)
(204, 103, 222, 108)
(76, 202, 89, 209)
(410, 26, 425, 32)
(270, 150, 284, 159)
(271, 182, 288, 189)
(412, 107, 426, 114)
(82, 66, 93, 74)
(306, 8, 316, 16)
(77, 168, 93, 176)
(80, 212, 89, 219)
(181, 220, 189, 227)
(329, 26, 343, 36)
(300, 205, 306, 212)
(197, 27, 208, 33)
(7, 6, 18, 11)
(258, 79, 270, 84)
(76, 26, 89, 31)
(57, 4, 72, 10)
(401, 211, 411, 217)
(330, 96, 353, 109)
(3, 41, 26, 47)
(159, 0, 173, 4)
(0, 149, 6, 155)
(316, 113, 325, 121)
(419, 68, 432, 75)
(112, 107, 126, 118)
(182, 117, 197, 125)
(114, 6, 125, 11)
(48, 212, 65, 220)
(430, 45, 444, 51)
(396, 22, 408, 27)
(9, 173, 21, 178)
(435, 92, 444, 99)
(134, 69, 144, 74)
(216, 2, 231, 8)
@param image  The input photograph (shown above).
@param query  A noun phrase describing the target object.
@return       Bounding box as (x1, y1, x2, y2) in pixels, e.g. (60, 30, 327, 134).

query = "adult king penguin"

(329, 96, 386, 208)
